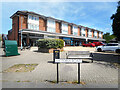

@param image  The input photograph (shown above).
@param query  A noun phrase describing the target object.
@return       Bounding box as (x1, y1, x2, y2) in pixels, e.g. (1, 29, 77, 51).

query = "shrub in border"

(37, 39, 64, 49)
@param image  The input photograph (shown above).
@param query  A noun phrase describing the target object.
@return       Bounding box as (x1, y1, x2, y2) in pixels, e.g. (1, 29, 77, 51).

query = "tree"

(0, 34, 2, 41)
(103, 33, 116, 43)
(111, 1, 120, 41)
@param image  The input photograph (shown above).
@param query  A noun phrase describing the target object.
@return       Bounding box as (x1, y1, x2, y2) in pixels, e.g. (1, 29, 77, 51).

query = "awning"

(19, 29, 106, 41)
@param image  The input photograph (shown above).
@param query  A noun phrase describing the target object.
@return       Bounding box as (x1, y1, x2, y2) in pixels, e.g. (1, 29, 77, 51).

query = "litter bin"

(4, 40, 20, 56)
(53, 50, 60, 62)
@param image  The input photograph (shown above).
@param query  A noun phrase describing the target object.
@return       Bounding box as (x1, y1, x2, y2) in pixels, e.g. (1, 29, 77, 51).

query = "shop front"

(61, 37, 73, 46)
(20, 32, 44, 47)
(19, 29, 105, 49)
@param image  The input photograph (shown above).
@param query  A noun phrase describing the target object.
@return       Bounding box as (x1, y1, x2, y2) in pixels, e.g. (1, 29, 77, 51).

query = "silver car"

(96, 43, 120, 53)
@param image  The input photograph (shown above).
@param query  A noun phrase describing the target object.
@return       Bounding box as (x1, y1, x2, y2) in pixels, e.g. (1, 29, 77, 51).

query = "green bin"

(4, 40, 20, 56)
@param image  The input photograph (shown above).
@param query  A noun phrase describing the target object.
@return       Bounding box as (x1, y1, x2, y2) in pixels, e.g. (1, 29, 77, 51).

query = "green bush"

(37, 39, 64, 49)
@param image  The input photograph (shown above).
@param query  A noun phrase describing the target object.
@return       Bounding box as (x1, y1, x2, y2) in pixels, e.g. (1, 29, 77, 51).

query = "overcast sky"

(1, 1, 118, 34)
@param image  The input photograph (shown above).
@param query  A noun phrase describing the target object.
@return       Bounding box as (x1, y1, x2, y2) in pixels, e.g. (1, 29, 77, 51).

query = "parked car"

(82, 43, 95, 47)
(93, 42, 104, 46)
(96, 43, 120, 53)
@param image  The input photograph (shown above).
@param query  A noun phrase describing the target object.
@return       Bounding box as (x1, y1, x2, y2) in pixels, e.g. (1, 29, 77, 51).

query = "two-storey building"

(8, 11, 105, 46)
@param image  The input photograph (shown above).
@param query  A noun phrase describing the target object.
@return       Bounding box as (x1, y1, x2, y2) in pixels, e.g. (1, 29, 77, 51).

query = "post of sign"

(78, 63, 80, 84)
(57, 63, 59, 83)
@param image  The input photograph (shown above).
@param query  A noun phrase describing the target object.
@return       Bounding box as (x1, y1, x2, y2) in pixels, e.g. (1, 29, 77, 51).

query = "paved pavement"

(0, 46, 119, 88)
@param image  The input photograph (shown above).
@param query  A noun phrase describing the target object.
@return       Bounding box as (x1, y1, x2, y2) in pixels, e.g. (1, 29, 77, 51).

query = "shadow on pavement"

(0, 55, 6, 57)
(92, 52, 120, 64)
(33, 50, 49, 53)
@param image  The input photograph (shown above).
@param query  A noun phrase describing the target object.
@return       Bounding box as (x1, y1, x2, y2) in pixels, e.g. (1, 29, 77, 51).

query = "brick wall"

(56, 22, 61, 33)
(92, 30, 94, 37)
(97, 31, 99, 38)
(85, 28, 88, 37)
(78, 27, 80, 36)
(68, 25, 71, 35)
(19, 36, 21, 46)
(19, 15, 27, 30)
(12, 16, 19, 41)
(39, 17, 46, 31)
(101, 32, 103, 39)
(8, 32, 13, 40)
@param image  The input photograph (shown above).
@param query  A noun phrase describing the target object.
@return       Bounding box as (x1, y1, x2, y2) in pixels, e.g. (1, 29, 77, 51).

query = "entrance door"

(29, 39, 33, 46)
(29, 38, 38, 46)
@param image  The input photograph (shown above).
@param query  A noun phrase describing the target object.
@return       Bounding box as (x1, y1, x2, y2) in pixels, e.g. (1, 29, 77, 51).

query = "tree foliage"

(111, 1, 120, 41)
(0, 34, 2, 41)
(103, 33, 116, 43)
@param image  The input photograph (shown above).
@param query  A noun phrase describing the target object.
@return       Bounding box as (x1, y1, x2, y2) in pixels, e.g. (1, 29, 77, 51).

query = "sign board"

(55, 59, 82, 63)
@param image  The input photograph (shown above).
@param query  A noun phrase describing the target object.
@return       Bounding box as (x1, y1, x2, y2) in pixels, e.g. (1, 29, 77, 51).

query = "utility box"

(4, 40, 20, 56)
(53, 50, 60, 63)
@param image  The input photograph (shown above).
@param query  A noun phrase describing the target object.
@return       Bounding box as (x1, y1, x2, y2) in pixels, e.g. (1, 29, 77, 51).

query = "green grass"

(45, 80, 86, 85)
(16, 80, 31, 82)
(3, 64, 38, 72)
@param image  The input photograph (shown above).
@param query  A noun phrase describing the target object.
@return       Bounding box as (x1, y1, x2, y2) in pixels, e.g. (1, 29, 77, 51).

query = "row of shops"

(20, 29, 104, 47)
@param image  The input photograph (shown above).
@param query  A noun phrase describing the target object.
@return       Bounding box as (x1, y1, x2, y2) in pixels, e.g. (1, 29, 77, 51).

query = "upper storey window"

(88, 29, 92, 37)
(62, 22, 68, 34)
(73, 26, 78, 36)
(99, 32, 102, 39)
(28, 15, 39, 30)
(94, 31, 97, 38)
(47, 19, 55, 32)
(28, 15, 39, 21)
(81, 27, 86, 37)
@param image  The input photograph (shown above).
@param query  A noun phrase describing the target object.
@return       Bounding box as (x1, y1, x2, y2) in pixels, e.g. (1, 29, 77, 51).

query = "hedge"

(37, 39, 64, 49)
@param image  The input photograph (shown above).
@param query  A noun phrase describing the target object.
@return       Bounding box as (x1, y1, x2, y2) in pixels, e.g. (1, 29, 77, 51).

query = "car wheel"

(97, 48, 102, 52)
(115, 49, 120, 53)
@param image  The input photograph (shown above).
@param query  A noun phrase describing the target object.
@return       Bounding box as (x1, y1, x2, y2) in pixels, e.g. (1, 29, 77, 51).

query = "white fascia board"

(20, 29, 105, 41)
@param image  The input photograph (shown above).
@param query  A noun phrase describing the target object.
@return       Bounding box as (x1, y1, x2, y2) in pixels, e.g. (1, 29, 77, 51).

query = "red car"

(82, 43, 95, 47)
(93, 42, 104, 46)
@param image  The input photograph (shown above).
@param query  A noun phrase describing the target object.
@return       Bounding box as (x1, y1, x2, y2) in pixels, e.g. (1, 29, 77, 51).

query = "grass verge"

(3, 64, 38, 72)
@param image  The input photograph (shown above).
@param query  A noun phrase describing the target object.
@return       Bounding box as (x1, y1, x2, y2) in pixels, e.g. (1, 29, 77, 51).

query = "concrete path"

(1, 47, 119, 88)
